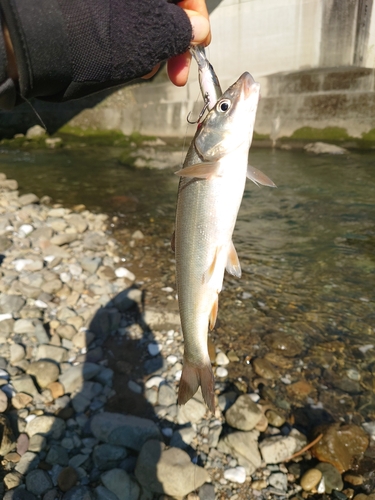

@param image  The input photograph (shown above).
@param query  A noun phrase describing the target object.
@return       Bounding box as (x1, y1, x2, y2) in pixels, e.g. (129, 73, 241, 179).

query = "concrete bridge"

(2, 0, 375, 144)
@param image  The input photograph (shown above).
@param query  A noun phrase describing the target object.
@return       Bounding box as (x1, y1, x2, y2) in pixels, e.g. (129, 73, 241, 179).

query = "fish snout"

(241, 72, 260, 99)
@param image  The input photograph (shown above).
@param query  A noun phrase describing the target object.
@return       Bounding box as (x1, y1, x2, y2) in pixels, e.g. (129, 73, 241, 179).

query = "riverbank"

(0, 152, 375, 499)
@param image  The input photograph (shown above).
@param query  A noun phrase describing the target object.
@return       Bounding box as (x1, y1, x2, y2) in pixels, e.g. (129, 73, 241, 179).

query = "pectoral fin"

(226, 241, 241, 278)
(175, 162, 221, 180)
(247, 165, 276, 187)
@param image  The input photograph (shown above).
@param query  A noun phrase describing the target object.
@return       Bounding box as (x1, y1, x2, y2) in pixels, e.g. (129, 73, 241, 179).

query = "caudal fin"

(178, 360, 215, 413)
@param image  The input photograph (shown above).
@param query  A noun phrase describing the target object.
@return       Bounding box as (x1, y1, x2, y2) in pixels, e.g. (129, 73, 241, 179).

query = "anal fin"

(226, 240, 241, 278)
(209, 295, 218, 330)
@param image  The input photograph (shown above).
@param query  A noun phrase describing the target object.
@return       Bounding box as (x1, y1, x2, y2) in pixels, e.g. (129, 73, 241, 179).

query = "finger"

(167, 51, 192, 87)
(141, 63, 161, 80)
(176, 0, 209, 19)
(185, 10, 211, 45)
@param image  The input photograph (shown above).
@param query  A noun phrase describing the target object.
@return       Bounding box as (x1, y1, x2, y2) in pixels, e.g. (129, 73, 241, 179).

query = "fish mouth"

(240, 72, 260, 99)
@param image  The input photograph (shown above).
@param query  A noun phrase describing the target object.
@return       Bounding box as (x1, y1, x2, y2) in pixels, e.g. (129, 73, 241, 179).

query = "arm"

(0, 0, 210, 109)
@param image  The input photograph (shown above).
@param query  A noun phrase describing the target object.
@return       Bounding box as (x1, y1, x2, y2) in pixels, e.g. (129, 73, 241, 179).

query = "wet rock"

(252, 357, 279, 379)
(26, 360, 59, 388)
(101, 469, 140, 500)
(218, 430, 261, 474)
(259, 429, 307, 463)
(304, 142, 348, 154)
(225, 394, 263, 431)
(25, 469, 53, 496)
(91, 412, 161, 451)
(135, 439, 210, 497)
(265, 332, 303, 357)
(311, 423, 369, 473)
(315, 462, 344, 494)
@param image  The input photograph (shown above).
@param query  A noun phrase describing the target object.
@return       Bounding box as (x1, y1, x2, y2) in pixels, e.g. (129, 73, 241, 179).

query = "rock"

(56, 323, 76, 340)
(60, 485, 94, 500)
(135, 440, 210, 497)
(218, 430, 261, 474)
(94, 486, 119, 500)
(25, 415, 66, 439)
(90, 412, 161, 451)
(259, 429, 307, 463)
(315, 462, 344, 494)
(14, 451, 40, 474)
(46, 444, 69, 466)
(304, 142, 348, 154)
(0, 388, 8, 412)
(101, 469, 140, 500)
(0, 294, 26, 314)
(18, 193, 39, 206)
(300, 468, 323, 492)
(28, 434, 47, 453)
(158, 383, 176, 406)
(50, 233, 77, 246)
(12, 392, 33, 409)
(311, 423, 369, 473)
(59, 362, 101, 393)
(89, 307, 121, 341)
(177, 397, 207, 424)
(216, 351, 230, 366)
(3, 488, 38, 500)
(216, 366, 228, 378)
(14, 319, 35, 334)
(93, 444, 128, 470)
(223, 466, 246, 483)
(80, 256, 102, 274)
(343, 473, 363, 486)
(10, 344, 26, 364)
(25, 469, 53, 496)
(0, 415, 16, 456)
(170, 426, 196, 449)
(265, 409, 286, 427)
(269, 472, 288, 491)
(225, 394, 263, 431)
(26, 360, 59, 388)
(264, 332, 303, 357)
(83, 232, 107, 251)
(36, 344, 67, 362)
(252, 358, 279, 379)
(12, 374, 39, 396)
(16, 433, 29, 456)
(4, 471, 23, 490)
(26, 125, 46, 139)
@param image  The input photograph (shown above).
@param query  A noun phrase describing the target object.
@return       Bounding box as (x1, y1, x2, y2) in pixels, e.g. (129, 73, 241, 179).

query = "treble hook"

(186, 92, 210, 124)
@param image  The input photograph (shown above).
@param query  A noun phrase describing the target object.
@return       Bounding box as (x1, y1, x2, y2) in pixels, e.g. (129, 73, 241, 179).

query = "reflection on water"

(1, 145, 374, 420)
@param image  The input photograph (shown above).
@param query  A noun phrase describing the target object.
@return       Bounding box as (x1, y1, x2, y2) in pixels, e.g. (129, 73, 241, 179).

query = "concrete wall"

(1, 0, 375, 142)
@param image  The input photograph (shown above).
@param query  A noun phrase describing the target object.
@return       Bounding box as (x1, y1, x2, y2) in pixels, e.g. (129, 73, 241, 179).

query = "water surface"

(1, 144, 374, 421)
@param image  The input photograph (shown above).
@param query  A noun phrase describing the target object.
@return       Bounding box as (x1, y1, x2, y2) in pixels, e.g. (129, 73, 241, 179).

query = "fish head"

(194, 72, 260, 161)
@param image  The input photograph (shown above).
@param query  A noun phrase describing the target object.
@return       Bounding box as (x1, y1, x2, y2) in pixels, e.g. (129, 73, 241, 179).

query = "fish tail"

(178, 359, 215, 413)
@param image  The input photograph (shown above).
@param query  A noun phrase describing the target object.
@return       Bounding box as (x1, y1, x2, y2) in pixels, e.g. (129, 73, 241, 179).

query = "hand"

(142, 0, 210, 86)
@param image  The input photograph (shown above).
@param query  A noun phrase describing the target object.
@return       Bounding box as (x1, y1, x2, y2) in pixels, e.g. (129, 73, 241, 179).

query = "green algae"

(289, 126, 350, 141)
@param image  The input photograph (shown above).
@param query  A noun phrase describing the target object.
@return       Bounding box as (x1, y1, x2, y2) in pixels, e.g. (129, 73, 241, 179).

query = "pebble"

(216, 366, 228, 377)
(216, 351, 230, 366)
(224, 466, 247, 483)
(300, 468, 323, 491)
(225, 394, 263, 431)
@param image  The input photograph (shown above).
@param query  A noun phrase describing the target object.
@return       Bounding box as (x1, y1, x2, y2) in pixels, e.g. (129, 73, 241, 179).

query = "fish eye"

(217, 99, 231, 113)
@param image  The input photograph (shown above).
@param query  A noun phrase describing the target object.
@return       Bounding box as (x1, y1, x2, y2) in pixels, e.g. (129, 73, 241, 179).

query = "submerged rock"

(304, 142, 348, 154)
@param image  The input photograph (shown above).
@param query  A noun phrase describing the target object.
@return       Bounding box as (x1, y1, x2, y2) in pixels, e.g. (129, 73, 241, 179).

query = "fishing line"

(20, 95, 48, 133)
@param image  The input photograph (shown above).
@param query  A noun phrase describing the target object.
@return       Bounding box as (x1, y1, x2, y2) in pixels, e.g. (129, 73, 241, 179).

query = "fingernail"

(190, 15, 210, 42)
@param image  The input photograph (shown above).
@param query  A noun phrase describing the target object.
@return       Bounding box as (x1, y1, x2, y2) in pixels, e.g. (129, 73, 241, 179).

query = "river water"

(1, 143, 374, 423)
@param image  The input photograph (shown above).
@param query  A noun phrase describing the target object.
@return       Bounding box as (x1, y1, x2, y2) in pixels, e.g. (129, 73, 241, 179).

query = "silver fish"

(174, 72, 275, 412)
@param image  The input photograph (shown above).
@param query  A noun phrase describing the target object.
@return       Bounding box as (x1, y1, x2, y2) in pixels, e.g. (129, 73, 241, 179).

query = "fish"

(189, 45, 222, 110)
(173, 72, 276, 412)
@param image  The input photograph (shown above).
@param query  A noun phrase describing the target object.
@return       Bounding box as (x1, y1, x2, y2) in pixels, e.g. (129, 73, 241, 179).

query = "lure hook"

(186, 94, 210, 124)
